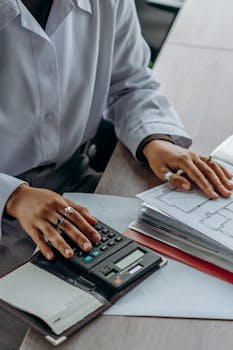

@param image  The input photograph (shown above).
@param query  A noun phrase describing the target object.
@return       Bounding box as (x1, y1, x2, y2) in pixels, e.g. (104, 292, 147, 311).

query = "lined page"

(0, 263, 103, 335)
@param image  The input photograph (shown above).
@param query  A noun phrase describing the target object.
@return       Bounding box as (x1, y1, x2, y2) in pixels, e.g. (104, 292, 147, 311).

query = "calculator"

(54, 220, 165, 290)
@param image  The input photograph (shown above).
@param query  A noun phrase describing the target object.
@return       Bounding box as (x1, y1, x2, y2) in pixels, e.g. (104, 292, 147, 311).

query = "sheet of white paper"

(105, 258, 233, 318)
(211, 134, 233, 166)
(137, 175, 233, 251)
(64, 193, 233, 319)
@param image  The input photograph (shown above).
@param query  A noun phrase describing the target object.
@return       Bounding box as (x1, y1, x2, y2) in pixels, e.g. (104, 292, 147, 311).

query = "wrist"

(5, 184, 29, 218)
(143, 139, 171, 161)
(137, 134, 174, 162)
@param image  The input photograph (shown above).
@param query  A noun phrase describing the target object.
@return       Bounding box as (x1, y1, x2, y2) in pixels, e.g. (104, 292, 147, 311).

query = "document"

(137, 173, 233, 251)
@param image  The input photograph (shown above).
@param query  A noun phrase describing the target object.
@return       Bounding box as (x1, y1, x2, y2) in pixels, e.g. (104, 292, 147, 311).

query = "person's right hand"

(5, 184, 101, 260)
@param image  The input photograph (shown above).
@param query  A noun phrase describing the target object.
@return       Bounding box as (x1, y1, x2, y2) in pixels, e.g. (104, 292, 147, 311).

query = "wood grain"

(96, 143, 162, 197)
(168, 0, 233, 50)
(20, 316, 233, 350)
(153, 45, 233, 155)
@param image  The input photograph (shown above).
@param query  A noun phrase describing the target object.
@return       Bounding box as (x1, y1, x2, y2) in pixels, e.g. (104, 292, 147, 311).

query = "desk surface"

(153, 44, 233, 154)
(20, 0, 233, 348)
(168, 0, 233, 50)
(20, 143, 233, 350)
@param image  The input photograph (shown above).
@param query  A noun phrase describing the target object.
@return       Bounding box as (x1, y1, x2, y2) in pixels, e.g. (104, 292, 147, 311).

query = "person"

(0, 1, 233, 347)
(1, 0, 233, 263)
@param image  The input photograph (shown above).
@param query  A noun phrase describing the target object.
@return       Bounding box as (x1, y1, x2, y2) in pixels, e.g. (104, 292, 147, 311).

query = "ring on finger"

(64, 206, 74, 217)
(55, 216, 64, 228)
(56, 227, 63, 235)
(207, 155, 212, 163)
(164, 171, 174, 182)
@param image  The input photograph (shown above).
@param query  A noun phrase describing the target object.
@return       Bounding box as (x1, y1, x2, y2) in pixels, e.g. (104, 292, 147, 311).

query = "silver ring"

(164, 171, 174, 182)
(64, 206, 74, 217)
(55, 216, 64, 227)
(56, 227, 63, 235)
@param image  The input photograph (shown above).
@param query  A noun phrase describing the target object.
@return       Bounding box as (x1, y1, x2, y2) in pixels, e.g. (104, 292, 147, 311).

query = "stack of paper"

(130, 181, 233, 273)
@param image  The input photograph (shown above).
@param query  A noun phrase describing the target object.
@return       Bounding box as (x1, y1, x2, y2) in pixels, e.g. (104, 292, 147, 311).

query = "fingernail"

(182, 184, 190, 191)
(46, 253, 53, 260)
(65, 248, 73, 257)
(83, 242, 91, 251)
(225, 192, 232, 198)
(210, 192, 219, 199)
(93, 233, 101, 241)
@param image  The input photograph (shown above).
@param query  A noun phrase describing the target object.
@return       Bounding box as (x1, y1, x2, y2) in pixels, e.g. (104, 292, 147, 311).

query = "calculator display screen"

(115, 249, 144, 269)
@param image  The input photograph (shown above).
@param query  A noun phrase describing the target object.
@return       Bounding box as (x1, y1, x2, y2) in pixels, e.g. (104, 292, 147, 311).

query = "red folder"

(124, 228, 233, 284)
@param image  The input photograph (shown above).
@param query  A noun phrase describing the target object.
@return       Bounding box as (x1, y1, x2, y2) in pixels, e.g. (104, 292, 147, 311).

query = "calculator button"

(115, 236, 123, 242)
(100, 245, 108, 251)
(83, 255, 94, 263)
(101, 236, 108, 243)
(108, 232, 115, 238)
(95, 224, 103, 231)
(108, 241, 115, 247)
(76, 250, 83, 257)
(102, 229, 109, 234)
(93, 242, 101, 247)
(90, 250, 101, 258)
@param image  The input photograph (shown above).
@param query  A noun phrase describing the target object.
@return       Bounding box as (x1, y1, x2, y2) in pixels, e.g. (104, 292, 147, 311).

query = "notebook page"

(0, 262, 103, 335)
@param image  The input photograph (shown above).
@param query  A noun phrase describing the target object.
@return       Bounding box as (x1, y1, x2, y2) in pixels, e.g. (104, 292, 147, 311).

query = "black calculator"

(54, 220, 166, 291)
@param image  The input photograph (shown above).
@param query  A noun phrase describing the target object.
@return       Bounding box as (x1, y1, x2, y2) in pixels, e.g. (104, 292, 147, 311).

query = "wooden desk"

(20, 0, 233, 348)
(20, 147, 233, 350)
(153, 44, 233, 154)
(168, 0, 233, 49)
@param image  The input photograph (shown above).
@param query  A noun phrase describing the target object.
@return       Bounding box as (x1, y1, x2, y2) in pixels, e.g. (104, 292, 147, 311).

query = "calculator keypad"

(68, 221, 131, 270)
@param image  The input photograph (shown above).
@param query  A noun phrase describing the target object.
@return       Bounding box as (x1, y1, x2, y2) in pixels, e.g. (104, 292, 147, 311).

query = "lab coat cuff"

(125, 122, 192, 159)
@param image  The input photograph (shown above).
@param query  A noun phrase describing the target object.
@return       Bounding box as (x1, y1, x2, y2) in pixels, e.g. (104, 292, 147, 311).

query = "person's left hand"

(143, 140, 233, 199)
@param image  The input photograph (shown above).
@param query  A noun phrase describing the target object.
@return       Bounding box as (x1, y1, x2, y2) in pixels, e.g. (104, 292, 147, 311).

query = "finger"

(56, 210, 101, 243)
(58, 220, 94, 251)
(157, 165, 191, 191)
(37, 222, 75, 258)
(178, 160, 219, 199)
(206, 161, 233, 190)
(48, 198, 100, 243)
(65, 199, 97, 225)
(169, 173, 191, 191)
(53, 215, 98, 251)
(218, 164, 233, 179)
(195, 159, 232, 197)
(201, 156, 233, 180)
(27, 227, 55, 260)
